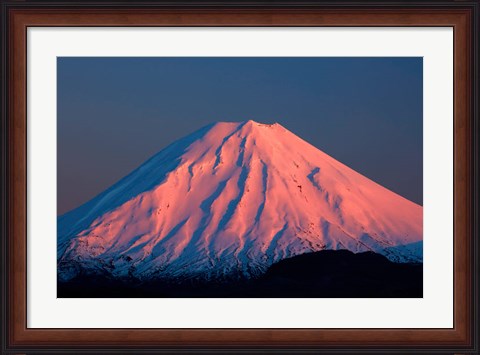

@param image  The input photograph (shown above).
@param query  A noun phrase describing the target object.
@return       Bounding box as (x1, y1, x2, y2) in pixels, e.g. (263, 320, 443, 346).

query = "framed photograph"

(1, 0, 478, 353)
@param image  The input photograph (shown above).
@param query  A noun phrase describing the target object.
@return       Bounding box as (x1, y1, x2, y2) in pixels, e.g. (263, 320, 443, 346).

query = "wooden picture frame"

(1, 1, 478, 353)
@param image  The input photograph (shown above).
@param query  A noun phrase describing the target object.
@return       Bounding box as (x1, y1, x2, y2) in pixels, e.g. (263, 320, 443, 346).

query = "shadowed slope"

(58, 250, 422, 298)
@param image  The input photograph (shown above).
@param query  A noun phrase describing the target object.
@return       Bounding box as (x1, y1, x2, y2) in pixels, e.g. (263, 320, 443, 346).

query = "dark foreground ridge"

(58, 250, 423, 298)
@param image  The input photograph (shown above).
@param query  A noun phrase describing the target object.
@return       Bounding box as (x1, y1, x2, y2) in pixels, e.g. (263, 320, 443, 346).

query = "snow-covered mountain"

(58, 120, 422, 282)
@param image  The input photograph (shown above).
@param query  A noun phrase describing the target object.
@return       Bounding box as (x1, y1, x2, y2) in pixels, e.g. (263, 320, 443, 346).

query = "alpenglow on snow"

(58, 120, 423, 282)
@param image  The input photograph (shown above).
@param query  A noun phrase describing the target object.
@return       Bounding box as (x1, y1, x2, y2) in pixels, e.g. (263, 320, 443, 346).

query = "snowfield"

(58, 120, 423, 282)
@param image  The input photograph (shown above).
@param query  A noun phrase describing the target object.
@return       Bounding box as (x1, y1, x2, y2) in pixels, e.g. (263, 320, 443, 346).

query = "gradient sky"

(58, 57, 423, 215)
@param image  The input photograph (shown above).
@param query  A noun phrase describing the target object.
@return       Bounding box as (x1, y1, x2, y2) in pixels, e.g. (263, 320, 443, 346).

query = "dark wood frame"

(1, 1, 478, 353)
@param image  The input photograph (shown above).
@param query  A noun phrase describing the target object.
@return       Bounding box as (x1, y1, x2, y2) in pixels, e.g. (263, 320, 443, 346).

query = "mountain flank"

(58, 120, 423, 284)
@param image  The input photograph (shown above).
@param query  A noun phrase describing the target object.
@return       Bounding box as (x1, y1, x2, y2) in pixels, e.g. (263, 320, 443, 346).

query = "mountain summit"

(58, 120, 422, 282)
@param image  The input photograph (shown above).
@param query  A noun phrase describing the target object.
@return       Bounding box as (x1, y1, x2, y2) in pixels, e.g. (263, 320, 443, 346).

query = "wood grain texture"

(1, 2, 478, 353)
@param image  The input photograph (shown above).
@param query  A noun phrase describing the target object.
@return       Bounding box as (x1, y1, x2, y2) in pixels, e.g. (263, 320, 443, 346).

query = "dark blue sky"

(58, 57, 423, 215)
